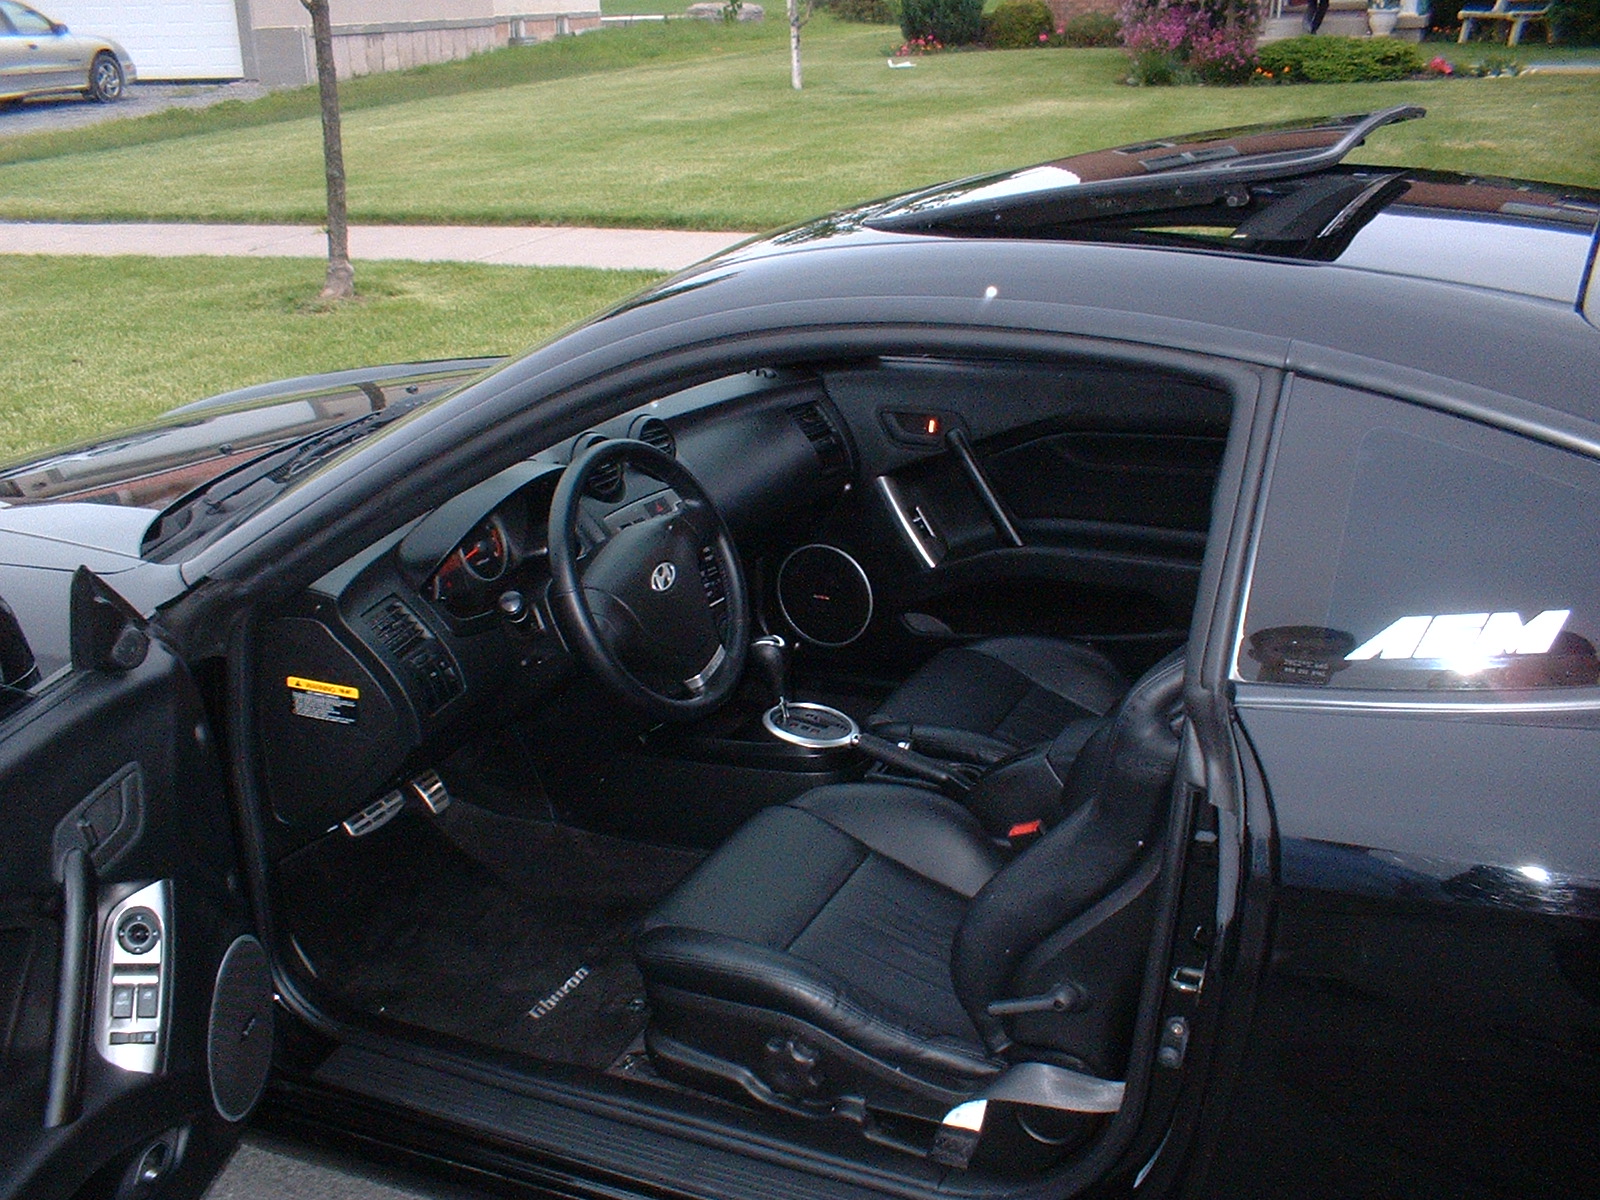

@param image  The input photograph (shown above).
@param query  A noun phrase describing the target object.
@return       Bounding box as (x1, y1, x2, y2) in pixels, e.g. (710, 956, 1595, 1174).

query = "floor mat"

(278, 804, 703, 1072)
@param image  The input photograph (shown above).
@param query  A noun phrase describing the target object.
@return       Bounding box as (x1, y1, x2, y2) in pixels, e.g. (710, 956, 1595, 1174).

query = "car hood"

(0, 358, 500, 513)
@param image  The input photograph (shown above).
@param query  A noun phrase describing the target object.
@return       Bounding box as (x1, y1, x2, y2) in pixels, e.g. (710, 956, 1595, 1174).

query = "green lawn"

(4, 22, 1597, 455)
(0, 257, 659, 459)
(0, 20, 1595, 231)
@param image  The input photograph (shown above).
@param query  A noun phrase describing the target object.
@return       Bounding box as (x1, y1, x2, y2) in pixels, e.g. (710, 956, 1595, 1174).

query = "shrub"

(1060, 12, 1122, 45)
(983, 0, 1056, 46)
(1550, 0, 1600, 43)
(1254, 34, 1422, 82)
(823, 0, 899, 23)
(900, 0, 987, 44)
(1119, 0, 1258, 84)
(1188, 22, 1257, 82)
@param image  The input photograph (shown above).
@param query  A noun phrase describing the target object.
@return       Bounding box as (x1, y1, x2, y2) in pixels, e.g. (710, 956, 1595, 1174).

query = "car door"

(819, 356, 1232, 677)
(0, 570, 270, 1200)
(1200, 377, 1600, 1196)
(0, 4, 29, 93)
(0, 2, 74, 93)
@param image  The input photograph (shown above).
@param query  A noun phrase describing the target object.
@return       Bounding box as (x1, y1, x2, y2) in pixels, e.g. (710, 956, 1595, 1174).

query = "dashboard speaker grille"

(777, 544, 873, 647)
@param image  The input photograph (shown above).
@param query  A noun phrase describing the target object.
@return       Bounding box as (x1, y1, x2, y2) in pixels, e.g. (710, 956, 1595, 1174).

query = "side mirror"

(52, 21, 68, 34)
(0, 594, 39, 717)
(70, 567, 150, 675)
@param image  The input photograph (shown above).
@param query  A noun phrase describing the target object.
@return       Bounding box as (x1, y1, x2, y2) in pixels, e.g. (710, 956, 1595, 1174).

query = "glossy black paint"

(1193, 699, 1600, 1197)
(1, 117, 1598, 1200)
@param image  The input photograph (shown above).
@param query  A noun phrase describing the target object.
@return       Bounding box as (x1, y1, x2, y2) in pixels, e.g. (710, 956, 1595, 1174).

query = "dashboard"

(251, 369, 855, 835)
(248, 352, 1232, 844)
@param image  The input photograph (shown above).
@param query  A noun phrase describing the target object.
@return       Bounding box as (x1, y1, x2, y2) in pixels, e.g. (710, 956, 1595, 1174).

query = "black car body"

(2, 107, 1598, 1200)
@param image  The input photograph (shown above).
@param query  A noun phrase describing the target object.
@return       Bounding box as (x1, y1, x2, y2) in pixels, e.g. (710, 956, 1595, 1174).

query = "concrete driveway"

(205, 1131, 492, 1200)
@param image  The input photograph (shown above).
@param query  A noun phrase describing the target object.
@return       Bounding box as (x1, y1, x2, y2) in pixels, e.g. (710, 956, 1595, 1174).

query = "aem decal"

(1345, 609, 1570, 662)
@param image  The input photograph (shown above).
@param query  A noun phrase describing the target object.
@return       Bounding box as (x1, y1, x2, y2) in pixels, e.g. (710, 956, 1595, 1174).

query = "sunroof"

(863, 107, 1427, 234)
(854, 107, 1600, 306)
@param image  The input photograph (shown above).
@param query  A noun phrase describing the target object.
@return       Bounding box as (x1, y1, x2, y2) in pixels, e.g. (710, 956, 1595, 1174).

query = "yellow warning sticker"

(286, 676, 359, 700)
(287, 676, 360, 725)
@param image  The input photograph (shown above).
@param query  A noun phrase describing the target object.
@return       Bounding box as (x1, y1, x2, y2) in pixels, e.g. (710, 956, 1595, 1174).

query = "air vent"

(365, 596, 464, 717)
(630, 416, 676, 458)
(579, 436, 625, 501)
(788, 401, 850, 481)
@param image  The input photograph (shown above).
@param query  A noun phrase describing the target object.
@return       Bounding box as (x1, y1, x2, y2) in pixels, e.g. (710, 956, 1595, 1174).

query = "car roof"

(797, 107, 1600, 311)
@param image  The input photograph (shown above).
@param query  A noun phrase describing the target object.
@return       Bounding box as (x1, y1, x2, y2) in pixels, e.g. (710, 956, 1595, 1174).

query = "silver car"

(0, 0, 135, 104)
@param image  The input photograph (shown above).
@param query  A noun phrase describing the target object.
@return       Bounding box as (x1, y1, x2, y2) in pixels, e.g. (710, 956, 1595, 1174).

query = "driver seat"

(633, 649, 1185, 1136)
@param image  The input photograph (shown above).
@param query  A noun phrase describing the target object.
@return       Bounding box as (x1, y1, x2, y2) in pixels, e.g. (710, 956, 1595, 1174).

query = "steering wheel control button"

(764, 702, 860, 749)
(116, 909, 160, 954)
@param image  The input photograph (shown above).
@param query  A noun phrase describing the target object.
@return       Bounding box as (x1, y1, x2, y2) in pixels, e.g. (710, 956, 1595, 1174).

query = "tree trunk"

(788, 0, 802, 90)
(301, 0, 354, 299)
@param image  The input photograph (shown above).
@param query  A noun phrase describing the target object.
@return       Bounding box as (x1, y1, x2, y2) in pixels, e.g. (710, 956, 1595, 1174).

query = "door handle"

(946, 428, 1025, 548)
(45, 847, 90, 1128)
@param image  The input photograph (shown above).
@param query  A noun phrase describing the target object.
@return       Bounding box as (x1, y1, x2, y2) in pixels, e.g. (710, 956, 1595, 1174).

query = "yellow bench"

(1457, 0, 1553, 44)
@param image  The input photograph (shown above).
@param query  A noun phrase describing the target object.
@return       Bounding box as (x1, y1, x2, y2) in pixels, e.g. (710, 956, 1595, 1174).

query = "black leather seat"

(867, 636, 1130, 765)
(634, 649, 1185, 1135)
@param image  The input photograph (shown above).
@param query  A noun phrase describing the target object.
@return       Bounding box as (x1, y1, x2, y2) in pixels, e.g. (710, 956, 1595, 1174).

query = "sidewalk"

(0, 221, 749, 272)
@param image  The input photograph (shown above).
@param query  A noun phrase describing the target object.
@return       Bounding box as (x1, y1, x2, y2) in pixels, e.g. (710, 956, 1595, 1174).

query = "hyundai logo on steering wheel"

(650, 562, 677, 592)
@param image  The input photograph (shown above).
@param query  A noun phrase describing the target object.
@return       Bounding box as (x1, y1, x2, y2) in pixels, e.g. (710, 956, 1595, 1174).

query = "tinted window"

(1236, 379, 1600, 692)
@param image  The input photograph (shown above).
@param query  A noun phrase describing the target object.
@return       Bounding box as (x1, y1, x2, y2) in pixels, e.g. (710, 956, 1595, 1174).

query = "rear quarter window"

(1235, 379, 1600, 693)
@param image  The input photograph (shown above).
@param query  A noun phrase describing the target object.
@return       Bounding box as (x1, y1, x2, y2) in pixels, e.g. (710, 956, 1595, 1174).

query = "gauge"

(458, 515, 508, 583)
(429, 514, 509, 613)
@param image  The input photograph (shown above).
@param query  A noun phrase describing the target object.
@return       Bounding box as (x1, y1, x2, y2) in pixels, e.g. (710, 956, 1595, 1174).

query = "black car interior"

(249, 352, 1232, 1178)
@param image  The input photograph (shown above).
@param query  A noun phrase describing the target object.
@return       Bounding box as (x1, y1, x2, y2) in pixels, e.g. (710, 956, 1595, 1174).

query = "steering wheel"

(547, 438, 750, 721)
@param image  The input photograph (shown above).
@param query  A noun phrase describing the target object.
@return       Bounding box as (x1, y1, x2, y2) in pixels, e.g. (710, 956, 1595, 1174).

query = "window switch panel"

(95, 881, 170, 1075)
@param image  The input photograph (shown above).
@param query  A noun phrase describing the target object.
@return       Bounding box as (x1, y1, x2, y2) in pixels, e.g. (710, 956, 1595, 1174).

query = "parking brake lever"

(852, 730, 974, 799)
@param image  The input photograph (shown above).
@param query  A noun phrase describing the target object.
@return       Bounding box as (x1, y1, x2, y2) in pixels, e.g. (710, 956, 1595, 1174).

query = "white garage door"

(45, 1, 244, 80)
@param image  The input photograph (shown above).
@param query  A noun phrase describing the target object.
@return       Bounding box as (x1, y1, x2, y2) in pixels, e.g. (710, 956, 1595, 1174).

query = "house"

(41, 1, 602, 86)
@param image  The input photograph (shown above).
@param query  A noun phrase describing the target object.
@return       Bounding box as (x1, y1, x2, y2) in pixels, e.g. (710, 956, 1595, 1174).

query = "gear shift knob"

(750, 633, 790, 715)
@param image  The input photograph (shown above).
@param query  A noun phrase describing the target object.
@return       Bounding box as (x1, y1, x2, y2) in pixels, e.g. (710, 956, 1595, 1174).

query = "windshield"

(0, 362, 493, 513)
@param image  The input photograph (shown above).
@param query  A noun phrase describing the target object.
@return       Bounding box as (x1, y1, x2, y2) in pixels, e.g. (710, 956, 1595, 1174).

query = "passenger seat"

(867, 636, 1129, 766)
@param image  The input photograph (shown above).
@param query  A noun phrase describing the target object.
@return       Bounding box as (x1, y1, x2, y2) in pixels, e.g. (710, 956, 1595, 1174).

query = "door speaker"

(207, 935, 274, 1123)
(777, 545, 873, 647)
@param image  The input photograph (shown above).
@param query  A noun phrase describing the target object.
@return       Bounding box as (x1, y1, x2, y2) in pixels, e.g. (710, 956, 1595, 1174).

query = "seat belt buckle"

(1007, 818, 1044, 848)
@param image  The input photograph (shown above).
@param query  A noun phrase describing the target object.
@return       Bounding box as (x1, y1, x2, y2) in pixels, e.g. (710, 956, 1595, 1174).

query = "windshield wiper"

(141, 405, 413, 560)
(273, 408, 397, 480)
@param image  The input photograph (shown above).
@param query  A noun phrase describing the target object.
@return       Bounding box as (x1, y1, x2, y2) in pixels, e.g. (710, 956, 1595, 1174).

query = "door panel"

(0, 638, 258, 1200)
(1205, 703, 1600, 1197)
(874, 426, 1218, 674)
